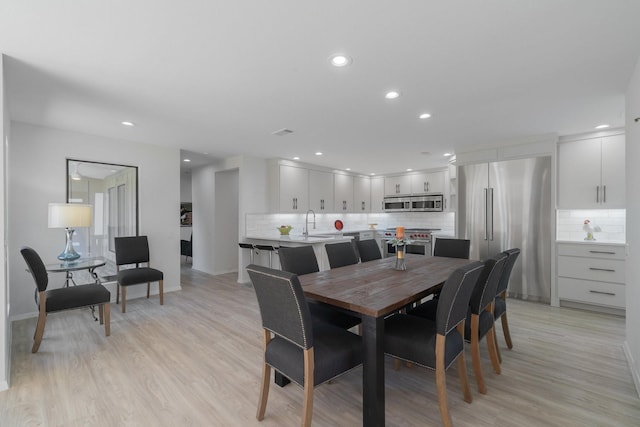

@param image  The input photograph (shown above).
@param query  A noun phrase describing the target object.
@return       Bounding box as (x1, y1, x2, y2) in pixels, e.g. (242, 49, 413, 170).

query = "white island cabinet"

(557, 242, 626, 312)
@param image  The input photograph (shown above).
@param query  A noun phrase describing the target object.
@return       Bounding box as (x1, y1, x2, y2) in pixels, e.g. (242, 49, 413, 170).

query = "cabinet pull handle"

(424, 182, 427, 192)
(427, 182, 430, 192)
(320, 199, 324, 210)
(589, 290, 616, 296)
(596, 185, 600, 203)
(589, 250, 616, 255)
(361, 201, 365, 211)
(603, 185, 606, 203)
(589, 267, 615, 272)
(343, 200, 347, 210)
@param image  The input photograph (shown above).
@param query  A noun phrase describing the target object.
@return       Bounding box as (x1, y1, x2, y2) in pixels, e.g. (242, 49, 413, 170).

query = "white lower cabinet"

(557, 243, 625, 310)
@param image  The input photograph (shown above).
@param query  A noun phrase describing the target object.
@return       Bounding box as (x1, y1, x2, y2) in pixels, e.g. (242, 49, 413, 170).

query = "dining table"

(298, 254, 474, 427)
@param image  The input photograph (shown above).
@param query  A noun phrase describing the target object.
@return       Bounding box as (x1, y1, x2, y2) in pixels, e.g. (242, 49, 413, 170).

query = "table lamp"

(48, 203, 92, 261)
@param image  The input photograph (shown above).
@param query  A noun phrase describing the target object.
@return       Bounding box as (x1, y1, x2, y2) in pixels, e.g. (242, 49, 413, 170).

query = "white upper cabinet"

(384, 175, 412, 196)
(558, 134, 625, 209)
(334, 173, 354, 212)
(370, 176, 385, 212)
(353, 176, 371, 212)
(410, 170, 445, 194)
(279, 164, 309, 212)
(309, 170, 334, 212)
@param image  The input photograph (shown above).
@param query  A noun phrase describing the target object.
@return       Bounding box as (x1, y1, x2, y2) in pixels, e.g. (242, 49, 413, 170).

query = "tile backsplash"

(556, 209, 626, 242)
(245, 212, 456, 237)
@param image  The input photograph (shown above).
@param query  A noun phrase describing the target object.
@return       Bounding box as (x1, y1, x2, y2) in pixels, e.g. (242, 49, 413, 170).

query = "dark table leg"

(362, 315, 385, 426)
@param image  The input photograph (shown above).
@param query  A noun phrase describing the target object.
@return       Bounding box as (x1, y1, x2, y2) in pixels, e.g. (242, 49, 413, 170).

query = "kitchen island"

(243, 233, 354, 271)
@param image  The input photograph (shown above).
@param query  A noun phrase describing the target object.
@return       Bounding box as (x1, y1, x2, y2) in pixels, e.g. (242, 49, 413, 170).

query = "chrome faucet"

(303, 209, 316, 238)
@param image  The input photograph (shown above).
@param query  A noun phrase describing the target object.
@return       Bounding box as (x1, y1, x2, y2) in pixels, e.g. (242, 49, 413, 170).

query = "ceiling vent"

(272, 128, 294, 136)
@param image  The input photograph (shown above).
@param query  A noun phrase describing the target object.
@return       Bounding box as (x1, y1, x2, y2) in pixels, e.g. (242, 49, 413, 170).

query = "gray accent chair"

(433, 238, 471, 259)
(324, 241, 359, 269)
(20, 246, 111, 353)
(494, 248, 521, 361)
(114, 236, 164, 313)
(356, 239, 382, 263)
(383, 261, 484, 427)
(246, 264, 362, 427)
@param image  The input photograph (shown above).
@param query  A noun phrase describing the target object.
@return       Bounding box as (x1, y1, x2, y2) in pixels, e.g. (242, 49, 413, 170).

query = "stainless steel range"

(379, 228, 441, 257)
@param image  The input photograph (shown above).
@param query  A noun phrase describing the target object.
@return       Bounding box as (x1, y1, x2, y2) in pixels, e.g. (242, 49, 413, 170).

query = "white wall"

(7, 122, 181, 319)
(180, 172, 192, 203)
(213, 169, 239, 273)
(1, 54, 10, 391)
(625, 55, 640, 396)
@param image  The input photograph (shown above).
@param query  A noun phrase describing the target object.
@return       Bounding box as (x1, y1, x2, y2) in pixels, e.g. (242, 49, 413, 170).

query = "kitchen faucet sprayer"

(304, 210, 316, 238)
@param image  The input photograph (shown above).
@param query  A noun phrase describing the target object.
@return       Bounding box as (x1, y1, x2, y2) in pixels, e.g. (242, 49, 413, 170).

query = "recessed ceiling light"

(443, 152, 452, 157)
(293, 156, 301, 160)
(385, 91, 401, 100)
(183, 159, 191, 162)
(595, 124, 610, 129)
(406, 168, 413, 172)
(329, 54, 352, 67)
(370, 173, 375, 176)
(315, 152, 323, 156)
(345, 168, 351, 171)
(419, 113, 432, 119)
(121, 121, 135, 127)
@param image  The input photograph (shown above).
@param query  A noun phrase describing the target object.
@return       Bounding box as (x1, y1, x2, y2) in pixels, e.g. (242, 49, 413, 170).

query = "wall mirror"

(66, 159, 139, 264)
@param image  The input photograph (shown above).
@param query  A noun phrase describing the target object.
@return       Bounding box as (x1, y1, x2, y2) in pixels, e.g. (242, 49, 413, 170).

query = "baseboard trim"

(623, 340, 640, 398)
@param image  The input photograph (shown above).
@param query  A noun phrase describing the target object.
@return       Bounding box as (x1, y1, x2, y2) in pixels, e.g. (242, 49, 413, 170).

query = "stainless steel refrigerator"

(457, 156, 552, 303)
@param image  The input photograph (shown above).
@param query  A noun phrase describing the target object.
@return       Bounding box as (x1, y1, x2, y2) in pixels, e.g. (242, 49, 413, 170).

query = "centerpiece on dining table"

(390, 226, 412, 270)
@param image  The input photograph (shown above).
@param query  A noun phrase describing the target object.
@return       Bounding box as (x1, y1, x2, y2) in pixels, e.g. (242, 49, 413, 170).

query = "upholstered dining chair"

(433, 237, 471, 259)
(114, 236, 164, 313)
(20, 246, 111, 353)
(409, 253, 507, 394)
(324, 241, 359, 269)
(278, 246, 361, 330)
(384, 261, 484, 427)
(494, 248, 521, 362)
(356, 239, 382, 263)
(246, 264, 363, 427)
(180, 234, 192, 263)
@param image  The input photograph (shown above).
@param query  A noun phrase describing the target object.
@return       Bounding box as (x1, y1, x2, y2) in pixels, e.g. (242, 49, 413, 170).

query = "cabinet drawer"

(557, 256, 625, 283)
(558, 277, 625, 309)
(557, 243, 625, 259)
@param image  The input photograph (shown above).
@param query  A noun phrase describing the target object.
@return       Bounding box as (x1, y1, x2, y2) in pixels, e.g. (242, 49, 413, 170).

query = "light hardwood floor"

(1, 263, 639, 426)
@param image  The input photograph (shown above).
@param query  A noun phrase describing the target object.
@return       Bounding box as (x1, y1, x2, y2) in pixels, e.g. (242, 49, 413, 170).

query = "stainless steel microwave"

(383, 197, 411, 212)
(410, 195, 443, 212)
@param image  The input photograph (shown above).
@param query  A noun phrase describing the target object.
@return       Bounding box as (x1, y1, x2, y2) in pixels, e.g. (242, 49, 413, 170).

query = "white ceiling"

(2, 1, 640, 176)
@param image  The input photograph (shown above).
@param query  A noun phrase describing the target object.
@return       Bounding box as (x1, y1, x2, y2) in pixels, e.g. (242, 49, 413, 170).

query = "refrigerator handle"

(483, 188, 489, 240)
(489, 188, 494, 241)
(596, 185, 600, 203)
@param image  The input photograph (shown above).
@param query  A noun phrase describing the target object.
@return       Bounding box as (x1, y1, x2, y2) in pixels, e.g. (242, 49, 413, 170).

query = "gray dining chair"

(20, 246, 111, 353)
(356, 239, 382, 262)
(384, 261, 484, 427)
(494, 248, 521, 362)
(114, 236, 164, 313)
(246, 264, 363, 427)
(433, 238, 471, 259)
(325, 241, 359, 269)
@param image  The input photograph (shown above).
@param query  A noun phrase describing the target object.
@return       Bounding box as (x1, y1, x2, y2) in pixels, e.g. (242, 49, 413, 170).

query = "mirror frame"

(66, 159, 139, 259)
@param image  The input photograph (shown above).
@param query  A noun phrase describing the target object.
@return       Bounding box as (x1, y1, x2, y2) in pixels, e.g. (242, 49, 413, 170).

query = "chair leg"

(99, 304, 104, 324)
(116, 284, 120, 304)
(470, 313, 486, 394)
(456, 323, 473, 403)
(257, 330, 271, 421)
(121, 287, 127, 313)
(104, 303, 110, 336)
(435, 334, 453, 427)
(486, 306, 501, 375)
(501, 312, 513, 349)
(32, 293, 47, 353)
(159, 280, 164, 305)
(302, 348, 315, 427)
(147, 282, 150, 299)
(496, 335, 503, 364)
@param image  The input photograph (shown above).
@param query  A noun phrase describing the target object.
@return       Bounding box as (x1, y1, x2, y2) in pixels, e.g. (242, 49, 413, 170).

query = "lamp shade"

(48, 203, 92, 228)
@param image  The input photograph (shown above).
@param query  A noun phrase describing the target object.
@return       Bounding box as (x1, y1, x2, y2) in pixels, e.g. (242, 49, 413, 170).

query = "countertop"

(244, 233, 354, 244)
(556, 240, 626, 246)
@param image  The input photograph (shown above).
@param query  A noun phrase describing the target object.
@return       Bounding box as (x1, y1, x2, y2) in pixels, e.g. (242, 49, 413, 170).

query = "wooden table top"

(299, 255, 474, 318)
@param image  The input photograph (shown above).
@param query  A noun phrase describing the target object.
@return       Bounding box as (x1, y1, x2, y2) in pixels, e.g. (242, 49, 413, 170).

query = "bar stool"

(254, 244, 279, 269)
(239, 243, 256, 265)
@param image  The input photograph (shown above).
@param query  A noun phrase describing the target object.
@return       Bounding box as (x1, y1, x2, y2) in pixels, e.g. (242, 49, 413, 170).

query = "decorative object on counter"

(334, 219, 344, 230)
(583, 219, 602, 241)
(368, 223, 377, 230)
(277, 225, 293, 236)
